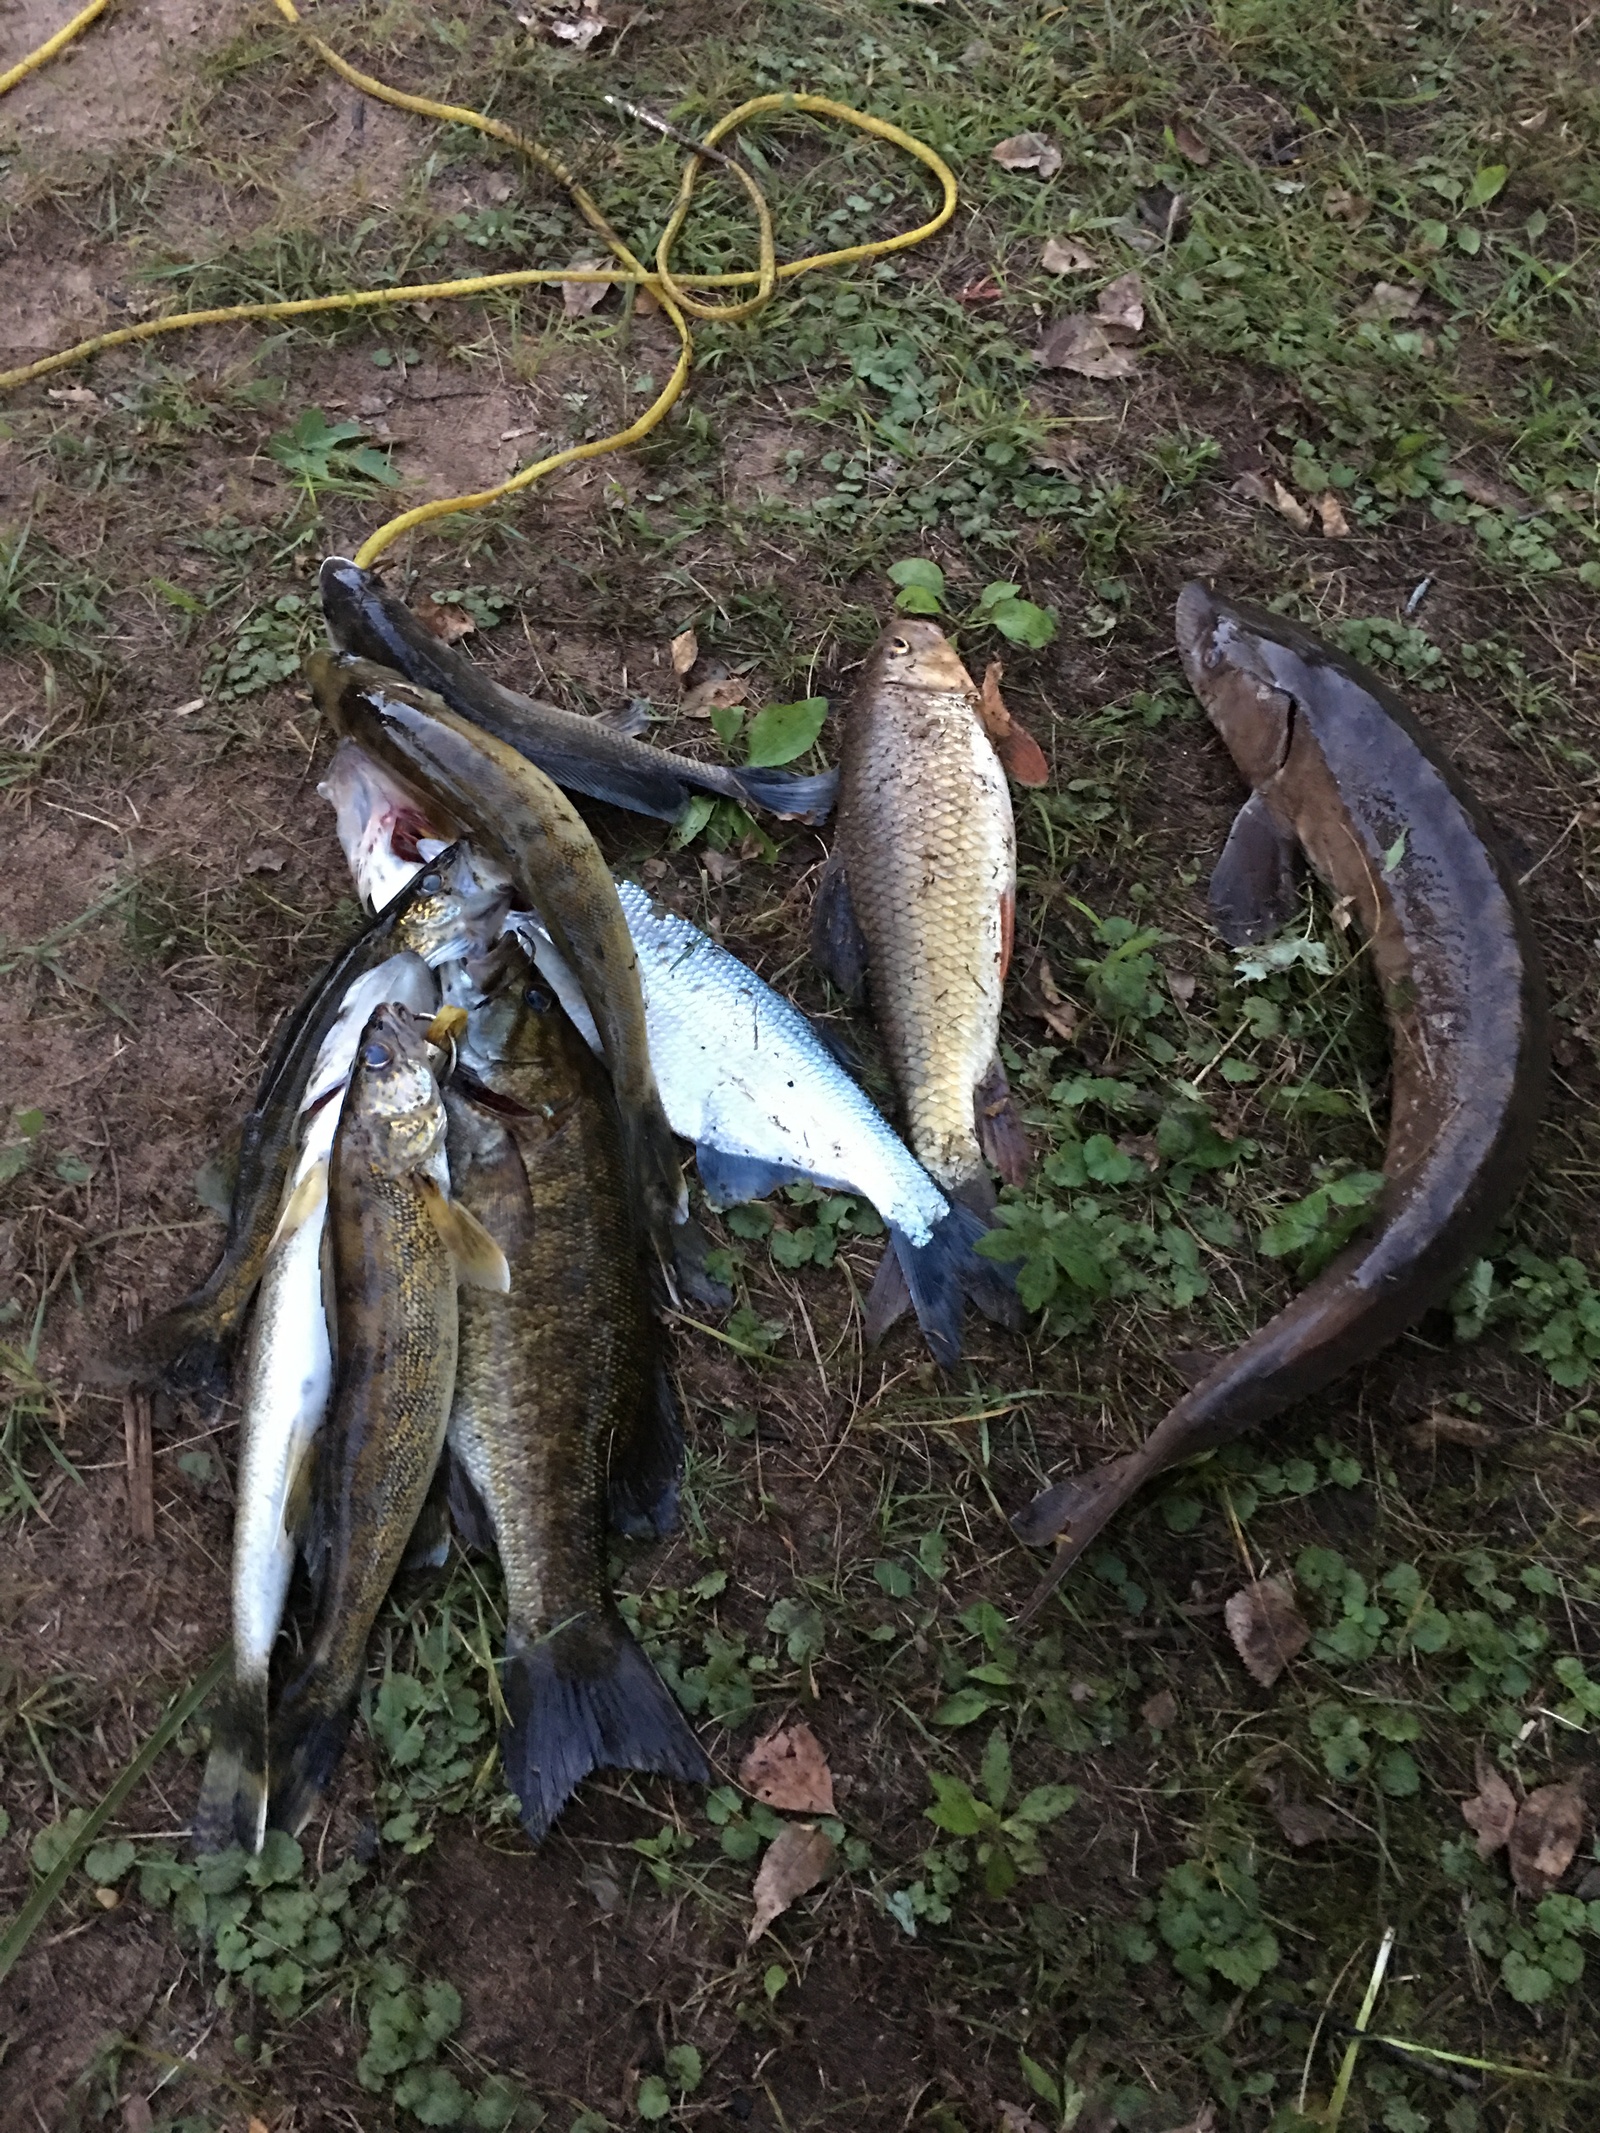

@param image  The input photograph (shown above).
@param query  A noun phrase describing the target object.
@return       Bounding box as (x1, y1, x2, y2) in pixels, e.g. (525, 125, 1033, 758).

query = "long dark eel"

(1012, 582, 1549, 1610)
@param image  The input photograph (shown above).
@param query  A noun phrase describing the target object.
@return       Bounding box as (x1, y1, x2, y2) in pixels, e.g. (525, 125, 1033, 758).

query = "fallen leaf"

(1028, 429, 1092, 474)
(1409, 1409, 1499, 1452)
(1172, 119, 1211, 166)
(1117, 1134, 1161, 1174)
(748, 1825, 835, 1941)
(634, 285, 662, 317)
(1461, 1748, 1517, 1859)
(1137, 183, 1190, 240)
(46, 384, 101, 407)
(670, 628, 699, 677)
(1270, 1795, 1343, 1848)
(959, 275, 1004, 303)
(1446, 463, 1528, 515)
(1142, 1688, 1178, 1731)
(1224, 1576, 1310, 1688)
(122, 2099, 153, 2133)
(1096, 270, 1145, 336)
(1041, 235, 1095, 275)
(976, 661, 1049, 785)
(1230, 469, 1273, 507)
(1322, 186, 1371, 226)
(1036, 315, 1138, 378)
(243, 845, 287, 876)
(1509, 1782, 1587, 1896)
(414, 592, 477, 642)
(550, 0, 608, 47)
(1352, 279, 1421, 324)
(1270, 479, 1313, 533)
(701, 848, 740, 886)
(1167, 970, 1197, 1007)
(559, 259, 611, 317)
(681, 675, 748, 719)
(484, 172, 513, 204)
(999, 2107, 1049, 2133)
(1020, 956, 1080, 1042)
(992, 132, 1063, 180)
(740, 1723, 835, 1814)
(1316, 490, 1351, 538)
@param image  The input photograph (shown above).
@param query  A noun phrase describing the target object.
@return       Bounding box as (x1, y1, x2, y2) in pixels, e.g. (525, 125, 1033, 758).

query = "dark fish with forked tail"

(319, 557, 838, 827)
(442, 944, 707, 1843)
(1012, 584, 1548, 1612)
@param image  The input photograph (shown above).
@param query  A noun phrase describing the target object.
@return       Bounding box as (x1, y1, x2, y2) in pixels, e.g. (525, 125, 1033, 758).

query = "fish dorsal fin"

(266, 1158, 329, 1256)
(417, 1174, 511, 1291)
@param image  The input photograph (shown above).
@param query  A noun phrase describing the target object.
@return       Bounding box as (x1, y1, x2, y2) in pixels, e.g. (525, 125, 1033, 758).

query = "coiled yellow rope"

(0, 0, 957, 566)
(0, 0, 108, 97)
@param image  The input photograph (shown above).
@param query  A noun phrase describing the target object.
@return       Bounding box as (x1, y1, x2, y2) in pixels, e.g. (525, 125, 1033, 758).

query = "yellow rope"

(0, 0, 109, 97)
(0, 0, 958, 566)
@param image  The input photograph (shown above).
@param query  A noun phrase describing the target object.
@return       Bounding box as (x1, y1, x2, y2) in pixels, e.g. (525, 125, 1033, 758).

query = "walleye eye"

(361, 1039, 392, 1070)
(524, 983, 553, 1013)
(419, 870, 441, 893)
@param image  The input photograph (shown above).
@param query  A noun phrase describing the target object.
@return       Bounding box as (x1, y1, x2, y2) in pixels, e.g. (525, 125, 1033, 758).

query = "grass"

(3, 0, 1600, 2127)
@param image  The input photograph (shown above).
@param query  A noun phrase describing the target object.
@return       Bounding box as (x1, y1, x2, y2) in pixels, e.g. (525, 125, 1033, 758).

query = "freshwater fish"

(443, 946, 708, 1842)
(108, 850, 507, 1393)
(319, 556, 837, 827)
(813, 618, 1029, 1210)
(306, 651, 686, 1251)
(194, 952, 437, 1853)
(327, 745, 1017, 1365)
(1013, 583, 1549, 1607)
(267, 1004, 508, 1835)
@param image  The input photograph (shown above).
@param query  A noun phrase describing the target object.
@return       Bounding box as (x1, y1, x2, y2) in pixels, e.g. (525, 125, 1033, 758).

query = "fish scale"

(834, 621, 1014, 1200)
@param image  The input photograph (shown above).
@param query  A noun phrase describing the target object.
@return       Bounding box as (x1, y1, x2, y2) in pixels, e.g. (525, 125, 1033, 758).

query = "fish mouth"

(1174, 580, 1222, 680)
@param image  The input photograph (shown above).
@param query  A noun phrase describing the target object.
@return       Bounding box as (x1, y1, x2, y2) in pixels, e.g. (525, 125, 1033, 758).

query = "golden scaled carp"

(443, 945, 707, 1844)
(814, 618, 1030, 1212)
(305, 650, 686, 1255)
(266, 1003, 508, 1836)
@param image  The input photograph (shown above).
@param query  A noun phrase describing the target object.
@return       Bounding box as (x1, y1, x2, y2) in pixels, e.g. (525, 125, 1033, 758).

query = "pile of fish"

(118, 559, 1547, 1853)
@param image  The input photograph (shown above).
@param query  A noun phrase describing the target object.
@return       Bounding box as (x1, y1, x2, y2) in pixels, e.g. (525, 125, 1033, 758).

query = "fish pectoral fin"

(974, 1057, 1030, 1188)
(1209, 790, 1304, 947)
(266, 1158, 329, 1255)
(809, 850, 869, 998)
(693, 1142, 801, 1212)
(417, 1175, 512, 1291)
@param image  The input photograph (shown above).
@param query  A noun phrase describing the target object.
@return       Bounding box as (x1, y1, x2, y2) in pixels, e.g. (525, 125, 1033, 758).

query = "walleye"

(445, 946, 708, 1842)
(1013, 584, 1549, 1606)
(326, 746, 1017, 1365)
(319, 556, 837, 827)
(109, 849, 507, 1393)
(814, 618, 1029, 1211)
(267, 1004, 508, 1835)
(306, 651, 686, 1251)
(195, 952, 437, 1853)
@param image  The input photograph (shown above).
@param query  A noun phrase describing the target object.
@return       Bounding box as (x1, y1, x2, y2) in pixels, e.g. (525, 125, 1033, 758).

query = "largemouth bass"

(306, 651, 686, 1252)
(267, 1003, 508, 1834)
(320, 556, 838, 827)
(328, 745, 1016, 1364)
(814, 618, 1028, 1209)
(195, 952, 437, 1853)
(444, 946, 707, 1842)
(1013, 583, 1549, 1606)
(108, 850, 506, 1393)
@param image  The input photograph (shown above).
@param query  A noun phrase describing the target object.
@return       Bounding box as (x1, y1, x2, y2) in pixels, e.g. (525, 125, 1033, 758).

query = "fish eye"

(419, 870, 441, 894)
(361, 1039, 392, 1070)
(524, 983, 553, 1013)
(889, 635, 911, 655)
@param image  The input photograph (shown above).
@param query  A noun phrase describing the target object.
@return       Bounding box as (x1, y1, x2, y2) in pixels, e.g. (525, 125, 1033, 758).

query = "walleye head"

(1175, 580, 1302, 789)
(869, 617, 977, 697)
(458, 940, 589, 1098)
(349, 1004, 447, 1176)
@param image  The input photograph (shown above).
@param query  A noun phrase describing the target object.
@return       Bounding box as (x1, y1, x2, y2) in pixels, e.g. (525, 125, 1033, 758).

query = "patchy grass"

(2, 0, 1600, 2129)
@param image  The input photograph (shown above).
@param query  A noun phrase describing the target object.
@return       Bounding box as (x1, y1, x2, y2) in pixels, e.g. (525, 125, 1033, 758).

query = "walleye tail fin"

(501, 1614, 709, 1846)
(194, 1677, 270, 1854)
(732, 763, 839, 825)
(882, 1203, 1022, 1367)
(266, 1691, 355, 1837)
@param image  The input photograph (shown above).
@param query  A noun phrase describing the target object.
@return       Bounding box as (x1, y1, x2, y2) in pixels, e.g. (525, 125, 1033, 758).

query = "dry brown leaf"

(1270, 1795, 1343, 1848)
(992, 132, 1063, 180)
(559, 259, 611, 317)
(1036, 315, 1138, 378)
(999, 2107, 1049, 2133)
(1167, 970, 1197, 1006)
(1447, 463, 1528, 515)
(976, 660, 1049, 784)
(243, 845, 287, 876)
(681, 675, 748, 719)
(1118, 1134, 1161, 1174)
(1461, 1748, 1518, 1859)
(748, 1825, 835, 1941)
(1096, 270, 1146, 336)
(1224, 1576, 1310, 1688)
(413, 592, 477, 643)
(670, 628, 700, 677)
(1029, 429, 1092, 474)
(959, 276, 1005, 304)
(1352, 279, 1421, 324)
(740, 1723, 835, 1814)
(701, 848, 741, 886)
(1270, 479, 1313, 533)
(1142, 1688, 1178, 1731)
(47, 384, 101, 407)
(1021, 955, 1080, 1042)
(1172, 119, 1211, 166)
(1230, 470, 1273, 507)
(1041, 235, 1095, 275)
(1316, 490, 1351, 538)
(1322, 187, 1371, 226)
(1409, 1409, 1499, 1452)
(1510, 1782, 1587, 1896)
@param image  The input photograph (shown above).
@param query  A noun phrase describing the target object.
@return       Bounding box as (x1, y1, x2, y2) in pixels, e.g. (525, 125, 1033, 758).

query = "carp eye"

(524, 982, 553, 1013)
(361, 1039, 392, 1070)
(890, 635, 911, 655)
